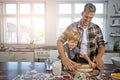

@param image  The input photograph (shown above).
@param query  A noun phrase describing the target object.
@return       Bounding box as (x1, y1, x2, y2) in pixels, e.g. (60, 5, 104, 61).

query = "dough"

(77, 64, 93, 72)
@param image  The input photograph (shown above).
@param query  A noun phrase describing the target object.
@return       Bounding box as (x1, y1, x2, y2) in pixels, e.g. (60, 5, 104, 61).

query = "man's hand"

(93, 57, 104, 69)
(89, 62, 97, 69)
(61, 57, 78, 71)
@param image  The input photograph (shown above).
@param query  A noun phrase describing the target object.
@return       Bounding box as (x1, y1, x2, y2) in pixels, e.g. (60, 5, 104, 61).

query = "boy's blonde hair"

(67, 31, 80, 41)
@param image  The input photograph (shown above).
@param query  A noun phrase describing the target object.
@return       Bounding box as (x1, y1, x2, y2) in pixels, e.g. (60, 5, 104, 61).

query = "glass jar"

(52, 59, 62, 76)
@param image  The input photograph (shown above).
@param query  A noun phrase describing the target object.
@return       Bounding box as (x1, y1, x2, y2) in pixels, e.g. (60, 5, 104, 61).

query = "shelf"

(110, 24, 120, 27)
(110, 34, 120, 37)
(110, 14, 120, 17)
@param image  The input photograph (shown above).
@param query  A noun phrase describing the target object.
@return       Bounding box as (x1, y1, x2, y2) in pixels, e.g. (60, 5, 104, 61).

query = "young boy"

(64, 31, 96, 68)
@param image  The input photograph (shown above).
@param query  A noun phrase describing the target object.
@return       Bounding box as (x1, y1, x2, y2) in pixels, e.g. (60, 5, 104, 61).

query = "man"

(57, 3, 105, 71)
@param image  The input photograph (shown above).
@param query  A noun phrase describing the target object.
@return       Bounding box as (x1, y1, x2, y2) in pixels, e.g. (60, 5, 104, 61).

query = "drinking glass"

(45, 58, 53, 72)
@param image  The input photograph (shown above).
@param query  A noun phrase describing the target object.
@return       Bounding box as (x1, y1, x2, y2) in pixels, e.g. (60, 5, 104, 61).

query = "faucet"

(28, 40, 34, 50)
(0, 43, 4, 48)
(30, 40, 34, 44)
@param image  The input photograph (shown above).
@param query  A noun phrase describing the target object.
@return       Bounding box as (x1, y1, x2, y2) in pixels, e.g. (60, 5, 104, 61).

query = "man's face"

(81, 11, 95, 26)
(68, 40, 78, 50)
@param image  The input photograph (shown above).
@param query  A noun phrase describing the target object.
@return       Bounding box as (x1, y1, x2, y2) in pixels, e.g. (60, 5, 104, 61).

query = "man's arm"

(94, 25, 105, 69)
(97, 46, 105, 58)
(57, 41, 67, 59)
(93, 45, 105, 69)
(57, 22, 79, 71)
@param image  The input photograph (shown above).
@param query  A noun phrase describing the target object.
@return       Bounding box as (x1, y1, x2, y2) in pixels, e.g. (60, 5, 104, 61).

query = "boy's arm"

(80, 52, 97, 68)
(80, 52, 92, 63)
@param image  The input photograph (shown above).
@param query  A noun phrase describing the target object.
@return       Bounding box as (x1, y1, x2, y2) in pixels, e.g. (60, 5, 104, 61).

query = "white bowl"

(111, 57, 120, 68)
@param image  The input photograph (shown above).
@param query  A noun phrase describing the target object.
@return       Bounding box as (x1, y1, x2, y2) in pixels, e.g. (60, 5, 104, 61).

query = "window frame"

(2, 2, 46, 45)
(57, 1, 107, 41)
(0, 0, 107, 47)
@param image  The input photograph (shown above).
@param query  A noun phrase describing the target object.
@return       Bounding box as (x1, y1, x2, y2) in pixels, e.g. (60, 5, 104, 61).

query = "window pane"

(59, 4, 71, 14)
(6, 18, 17, 43)
(92, 17, 103, 30)
(33, 17, 45, 43)
(75, 4, 85, 14)
(94, 3, 104, 14)
(20, 18, 30, 43)
(74, 17, 81, 22)
(58, 18, 71, 36)
(20, 4, 30, 14)
(33, 4, 45, 14)
(6, 4, 16, 14)
(4, 3, 46, 44)
(75, 3, 104, 14)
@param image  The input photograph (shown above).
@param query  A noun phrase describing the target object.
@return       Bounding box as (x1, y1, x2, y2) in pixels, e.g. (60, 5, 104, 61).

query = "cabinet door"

(0, 52, 14, 62)
(14, 52, 34, 62)
(102, 53, 119, 64)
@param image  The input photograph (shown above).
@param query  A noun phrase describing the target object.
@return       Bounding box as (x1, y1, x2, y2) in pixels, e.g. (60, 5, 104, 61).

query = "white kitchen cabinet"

(14, 52, 34, 62)
(102, 53, 119, 64)
(0, 52, 14, 62)
(34, 49, 59, 62)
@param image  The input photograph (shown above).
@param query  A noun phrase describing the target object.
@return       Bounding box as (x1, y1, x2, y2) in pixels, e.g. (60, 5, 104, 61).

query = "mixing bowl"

(111, 56, 120, 68)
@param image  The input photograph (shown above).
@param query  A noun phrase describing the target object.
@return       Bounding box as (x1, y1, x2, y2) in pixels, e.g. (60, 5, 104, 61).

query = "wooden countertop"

(0, 62, 119, 80)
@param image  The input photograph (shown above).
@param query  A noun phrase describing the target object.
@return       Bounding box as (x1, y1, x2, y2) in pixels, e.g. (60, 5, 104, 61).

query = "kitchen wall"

(106, 0, 120, 51)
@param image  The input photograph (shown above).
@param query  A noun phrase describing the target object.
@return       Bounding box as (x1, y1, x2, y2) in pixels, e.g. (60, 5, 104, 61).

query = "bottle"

(52, 59, 62, 76)
(0, 43, 4, 48)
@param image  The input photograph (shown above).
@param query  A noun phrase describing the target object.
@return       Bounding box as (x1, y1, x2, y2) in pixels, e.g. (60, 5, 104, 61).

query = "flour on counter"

(12, 69, 53, 80)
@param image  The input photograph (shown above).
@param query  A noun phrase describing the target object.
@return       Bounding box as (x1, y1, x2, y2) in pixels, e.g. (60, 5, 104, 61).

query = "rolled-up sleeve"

(57, 22, 79, 43)
(97, 26, 105, 48)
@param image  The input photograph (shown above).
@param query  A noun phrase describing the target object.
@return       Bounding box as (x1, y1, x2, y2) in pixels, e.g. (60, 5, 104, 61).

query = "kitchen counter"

(0, 49, 119, 53)
(105, 50, 120, 53)
(0, 48, 34, 52)
(0, 46, 57, 52)
(0, 62, 119, 80)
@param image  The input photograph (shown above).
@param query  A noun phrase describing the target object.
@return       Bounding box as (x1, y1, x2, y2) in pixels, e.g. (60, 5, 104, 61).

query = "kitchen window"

(0, 0, 107, 46)
(3, 3, 45, 44)
(57, 2, 107, 39)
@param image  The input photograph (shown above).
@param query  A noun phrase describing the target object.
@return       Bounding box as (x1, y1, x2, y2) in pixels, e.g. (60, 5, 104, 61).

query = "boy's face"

(68, 40, 78, 50)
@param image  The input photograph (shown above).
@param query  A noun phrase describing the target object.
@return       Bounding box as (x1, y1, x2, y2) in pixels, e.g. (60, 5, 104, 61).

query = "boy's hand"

(89, 62, 97, 69)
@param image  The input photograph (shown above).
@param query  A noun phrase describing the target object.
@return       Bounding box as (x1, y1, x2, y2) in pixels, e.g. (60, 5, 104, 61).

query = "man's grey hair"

(84, 3, 96, 12)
